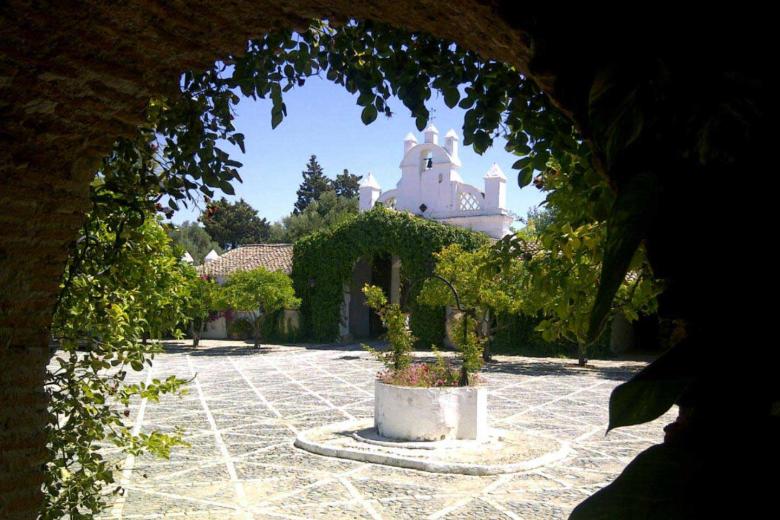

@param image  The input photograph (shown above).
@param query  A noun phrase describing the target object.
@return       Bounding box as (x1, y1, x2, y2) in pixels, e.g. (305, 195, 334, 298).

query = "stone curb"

(294, 420, 571, 476)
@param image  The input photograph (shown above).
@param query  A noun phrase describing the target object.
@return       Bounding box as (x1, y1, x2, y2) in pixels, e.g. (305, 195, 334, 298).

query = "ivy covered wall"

(292, 206, 488, 342)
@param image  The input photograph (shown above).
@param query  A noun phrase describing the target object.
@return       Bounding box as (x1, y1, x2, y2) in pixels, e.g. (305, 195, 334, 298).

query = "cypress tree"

(294, 155, 332, 214)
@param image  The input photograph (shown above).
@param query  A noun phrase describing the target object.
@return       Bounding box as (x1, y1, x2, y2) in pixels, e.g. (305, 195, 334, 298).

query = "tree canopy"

(49, 201, 192, 518)
(200, 197, 270, 249)
(294, 155, 331, 214)
(184, 276, 223, 347)
(332, 169, 362, 198)
(168, 221, 222, 263)
(221, 268, 300, 347)
(270, 190, 358, 243)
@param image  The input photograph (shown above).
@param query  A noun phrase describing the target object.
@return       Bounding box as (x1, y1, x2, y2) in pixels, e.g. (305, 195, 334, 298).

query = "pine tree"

(199, 198, 270, 250)
(332, 169, 362, 199)
(294, 155, 332, 214)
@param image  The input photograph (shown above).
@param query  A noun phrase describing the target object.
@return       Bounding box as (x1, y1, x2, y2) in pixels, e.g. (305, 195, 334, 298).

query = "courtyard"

(98, 341, 673, 519)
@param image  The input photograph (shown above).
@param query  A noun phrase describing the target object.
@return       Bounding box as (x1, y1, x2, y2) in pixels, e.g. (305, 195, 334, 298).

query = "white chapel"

(358, 124, 513, 239)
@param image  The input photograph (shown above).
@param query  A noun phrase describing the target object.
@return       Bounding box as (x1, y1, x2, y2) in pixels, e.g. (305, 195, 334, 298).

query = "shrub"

(364, 284, 483, 386)
(378, 362, 461, 387)
(228, 317, 254, 339)
(362, 284, 413, 371)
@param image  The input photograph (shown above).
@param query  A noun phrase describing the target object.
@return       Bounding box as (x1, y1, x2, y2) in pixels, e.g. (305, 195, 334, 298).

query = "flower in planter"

(377, 360, 465, 387)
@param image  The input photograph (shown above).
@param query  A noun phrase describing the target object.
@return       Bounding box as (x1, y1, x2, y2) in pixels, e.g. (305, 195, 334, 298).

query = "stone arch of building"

(402, 143, 452, 171)
(291, 206, 488, 343)
(0, 4, 769, 518)
(1, 8, 536, 515)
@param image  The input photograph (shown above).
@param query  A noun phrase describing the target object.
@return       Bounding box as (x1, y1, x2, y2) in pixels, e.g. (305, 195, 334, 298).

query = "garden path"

(100, 340, 673, 519)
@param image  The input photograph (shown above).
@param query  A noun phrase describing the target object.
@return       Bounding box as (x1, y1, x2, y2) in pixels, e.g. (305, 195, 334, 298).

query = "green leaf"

(458, 96, 474, 109)
(219, 180, 235, 195)
(233, 133, 245, 154)
(361, 104, 378, 125)
(415, 113, 427, 131)
(357, 91, 374, 107)
(570, 444, 693, 519)
(531, 152, 549, 170)
(512, 157, 532, 170)
(588, 171, 659, 342)
(608, 340, 694, 431)
(271, 110, 284, 129)
(518, 168, 533, 187)
(443, 86, 460, 108)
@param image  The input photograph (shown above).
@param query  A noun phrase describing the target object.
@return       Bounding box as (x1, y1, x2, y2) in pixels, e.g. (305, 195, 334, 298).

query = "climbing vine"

(292, 206, 488, 343)
(48, 205, 192, 518)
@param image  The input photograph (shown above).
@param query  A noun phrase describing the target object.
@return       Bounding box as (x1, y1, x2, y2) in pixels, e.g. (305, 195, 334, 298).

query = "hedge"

(292, 206, 488, 344)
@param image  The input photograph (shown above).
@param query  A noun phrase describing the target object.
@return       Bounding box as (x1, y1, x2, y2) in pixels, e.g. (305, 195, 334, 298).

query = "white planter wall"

(374, 381, 487, 441)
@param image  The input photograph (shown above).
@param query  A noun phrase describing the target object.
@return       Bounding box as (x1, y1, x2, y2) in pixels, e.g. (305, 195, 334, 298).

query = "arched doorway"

(292, 206, 487, 344)
(347, 253, 393, 339)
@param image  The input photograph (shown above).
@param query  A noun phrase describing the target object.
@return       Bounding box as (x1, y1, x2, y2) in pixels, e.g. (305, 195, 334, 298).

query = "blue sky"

(168, 77, 546, 226)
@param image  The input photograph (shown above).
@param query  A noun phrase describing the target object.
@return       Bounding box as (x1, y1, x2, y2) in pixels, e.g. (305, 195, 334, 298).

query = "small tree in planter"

(363, 282, 487, 441)
(222, 268, 300, 348)
(184, 276, 222, 348)
(363, 282, 484, 386)
(362, 285, 413, 372)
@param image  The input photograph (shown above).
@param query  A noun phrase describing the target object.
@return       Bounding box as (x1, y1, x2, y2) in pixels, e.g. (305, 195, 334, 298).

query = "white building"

(359, 125, 513, 239)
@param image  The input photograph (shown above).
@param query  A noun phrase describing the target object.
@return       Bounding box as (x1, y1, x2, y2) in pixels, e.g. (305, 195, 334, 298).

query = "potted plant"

(362, 282, 487, 442)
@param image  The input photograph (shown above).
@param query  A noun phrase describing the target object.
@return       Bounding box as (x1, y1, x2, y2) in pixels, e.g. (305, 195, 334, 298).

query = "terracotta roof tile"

(197, 244, 293, 279)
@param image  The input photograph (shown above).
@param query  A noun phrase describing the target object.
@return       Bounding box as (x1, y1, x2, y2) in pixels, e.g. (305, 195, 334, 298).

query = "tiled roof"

(197, 244, 294, 278)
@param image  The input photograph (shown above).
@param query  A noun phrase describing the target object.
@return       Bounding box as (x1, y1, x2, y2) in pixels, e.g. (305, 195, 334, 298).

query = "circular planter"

(374, 381, 488, 441)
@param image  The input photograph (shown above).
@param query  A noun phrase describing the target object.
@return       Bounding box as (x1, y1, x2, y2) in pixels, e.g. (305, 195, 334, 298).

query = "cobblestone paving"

(99, 341, 674, 519)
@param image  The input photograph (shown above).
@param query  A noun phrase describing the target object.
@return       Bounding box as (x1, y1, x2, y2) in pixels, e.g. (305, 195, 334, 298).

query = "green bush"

(409, 303, 446, 349)
(259, 309, 303, 343)
(228, 317, 253, 339)
(490, 312, 614, 359)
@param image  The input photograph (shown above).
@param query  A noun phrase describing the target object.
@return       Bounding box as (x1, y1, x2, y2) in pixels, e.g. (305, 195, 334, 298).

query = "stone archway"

(1, 5, 772, 518)
(292, 207, 487, 343)
(0, 6, 532, 516)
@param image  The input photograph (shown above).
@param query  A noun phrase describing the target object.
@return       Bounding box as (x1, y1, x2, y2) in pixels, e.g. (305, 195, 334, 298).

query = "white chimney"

(423, 123, 439, 145)
(483, 163, 507, 210)
(444, 129, 459, 159)
(403, 132, 417, 154)
(359, 172, 381, 211)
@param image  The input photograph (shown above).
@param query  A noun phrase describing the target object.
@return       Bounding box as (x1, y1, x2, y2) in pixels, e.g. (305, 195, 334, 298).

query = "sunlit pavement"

(97, 340, 672, 519)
